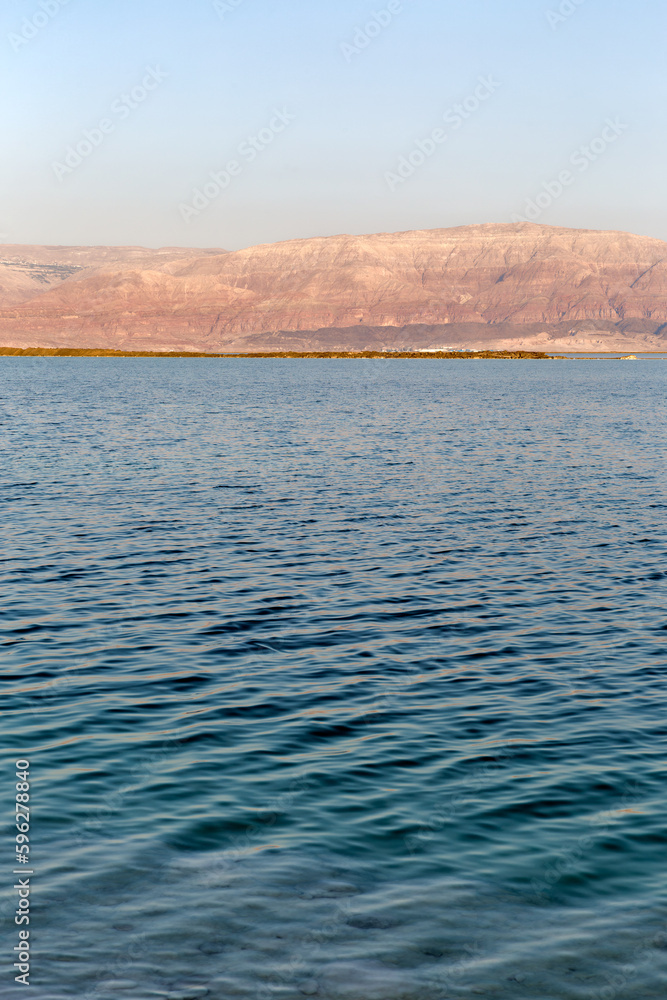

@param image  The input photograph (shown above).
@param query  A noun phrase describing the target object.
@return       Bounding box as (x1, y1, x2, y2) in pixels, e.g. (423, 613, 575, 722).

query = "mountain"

(1, 224, 666, 352)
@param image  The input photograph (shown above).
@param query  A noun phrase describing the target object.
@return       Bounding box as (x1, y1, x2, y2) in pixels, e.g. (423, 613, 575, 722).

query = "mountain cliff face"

(1, 224, 665, 352)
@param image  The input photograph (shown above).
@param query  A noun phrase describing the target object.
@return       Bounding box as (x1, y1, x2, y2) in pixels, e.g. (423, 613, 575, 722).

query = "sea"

(2, 357, 666, 1000)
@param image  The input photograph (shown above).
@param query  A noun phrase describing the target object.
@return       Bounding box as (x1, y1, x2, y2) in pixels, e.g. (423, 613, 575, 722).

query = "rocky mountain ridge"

(1, 224, 665, 352)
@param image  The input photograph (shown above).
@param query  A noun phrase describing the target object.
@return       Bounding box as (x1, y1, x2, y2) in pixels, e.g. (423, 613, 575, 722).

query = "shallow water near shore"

(2, 358, 666, 999)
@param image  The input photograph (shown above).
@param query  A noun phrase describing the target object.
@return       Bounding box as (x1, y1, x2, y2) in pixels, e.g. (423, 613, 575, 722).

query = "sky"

(2, 0, 666, 250)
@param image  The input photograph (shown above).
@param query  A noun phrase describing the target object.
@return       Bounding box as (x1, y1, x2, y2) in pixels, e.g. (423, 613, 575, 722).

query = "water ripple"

(1, 358, 666, 999)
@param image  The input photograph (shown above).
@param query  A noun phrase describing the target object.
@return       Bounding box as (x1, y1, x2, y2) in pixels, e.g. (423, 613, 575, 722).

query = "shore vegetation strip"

(0, 348, 562, 359)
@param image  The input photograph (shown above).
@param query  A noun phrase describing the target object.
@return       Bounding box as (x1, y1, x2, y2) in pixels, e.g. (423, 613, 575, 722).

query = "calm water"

(1, 358, 666, 1000)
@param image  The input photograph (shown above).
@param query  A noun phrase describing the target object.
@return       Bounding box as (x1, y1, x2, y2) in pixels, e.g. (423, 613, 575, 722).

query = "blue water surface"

(1, 357, 666, 1000)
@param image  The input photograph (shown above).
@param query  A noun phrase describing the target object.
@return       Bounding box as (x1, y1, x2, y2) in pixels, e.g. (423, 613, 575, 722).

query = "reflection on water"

(558, 352, 667, 360)
(1, 358, 666, 999)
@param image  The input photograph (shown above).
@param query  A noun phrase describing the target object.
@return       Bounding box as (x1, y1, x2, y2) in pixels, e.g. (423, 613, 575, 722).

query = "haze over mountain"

(1, 224, 666, 352)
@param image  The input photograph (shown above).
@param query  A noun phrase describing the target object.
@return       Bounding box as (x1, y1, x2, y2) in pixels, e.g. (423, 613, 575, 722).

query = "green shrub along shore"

(0, 347, 561, 359)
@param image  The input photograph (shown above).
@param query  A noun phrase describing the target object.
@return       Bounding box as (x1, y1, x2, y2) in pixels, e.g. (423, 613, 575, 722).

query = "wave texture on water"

(1, 358, 666, 999)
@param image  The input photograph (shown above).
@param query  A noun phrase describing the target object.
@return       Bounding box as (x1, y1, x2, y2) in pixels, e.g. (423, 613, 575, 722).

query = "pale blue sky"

(2, 0, 665, 249)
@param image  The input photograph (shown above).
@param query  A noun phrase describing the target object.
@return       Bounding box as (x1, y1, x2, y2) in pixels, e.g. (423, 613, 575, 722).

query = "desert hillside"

(1, 224, 665, 352)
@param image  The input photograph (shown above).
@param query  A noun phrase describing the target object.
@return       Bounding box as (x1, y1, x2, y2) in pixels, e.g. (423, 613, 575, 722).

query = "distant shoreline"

(0, 348, 661, 359)
(0, 347, 565, 359)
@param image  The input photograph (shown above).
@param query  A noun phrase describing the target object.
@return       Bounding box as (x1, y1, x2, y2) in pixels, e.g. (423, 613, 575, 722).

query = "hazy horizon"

(3, 0, 666, 250)
(2, 217, 667, 254)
